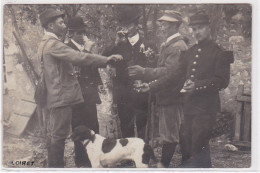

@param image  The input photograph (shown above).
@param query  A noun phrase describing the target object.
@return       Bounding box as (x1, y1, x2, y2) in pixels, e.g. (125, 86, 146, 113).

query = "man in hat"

(103, 5, 156, 139)
(66, 16, 102, 167)
(128, 11, 188, 168)
(38, 8, 122, 168)
(178, 11, 234, 168)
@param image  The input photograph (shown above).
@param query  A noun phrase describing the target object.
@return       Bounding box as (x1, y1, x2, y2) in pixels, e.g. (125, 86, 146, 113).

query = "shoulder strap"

(40, 38, 56, 69)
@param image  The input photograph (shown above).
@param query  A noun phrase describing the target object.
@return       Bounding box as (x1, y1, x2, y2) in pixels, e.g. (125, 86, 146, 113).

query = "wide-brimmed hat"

(157, 10, 182, 23)
(39, 8, 65, 28)
(189, 11, 210, 25)
(113, 5, 141, 25)
(67, 16, 86, 31)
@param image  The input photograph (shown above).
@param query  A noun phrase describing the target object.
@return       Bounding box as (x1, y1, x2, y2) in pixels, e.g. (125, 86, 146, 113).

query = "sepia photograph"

(1, 1, 256, 171)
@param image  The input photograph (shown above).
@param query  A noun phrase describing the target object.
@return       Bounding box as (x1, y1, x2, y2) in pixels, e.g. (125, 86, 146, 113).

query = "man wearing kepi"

(128, 11, 188, 168)
(38, 9, 122, 168)
(66, 16, 103, 167)
(103, 5, 156, 139)
(179, 11, 234, 168)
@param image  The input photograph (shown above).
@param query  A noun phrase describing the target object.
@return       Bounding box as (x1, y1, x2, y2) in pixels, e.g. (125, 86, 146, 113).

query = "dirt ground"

(2, 132, 251, 169)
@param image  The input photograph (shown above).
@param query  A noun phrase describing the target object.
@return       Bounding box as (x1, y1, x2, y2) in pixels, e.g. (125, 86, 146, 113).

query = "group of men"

(38, 6, 233, 168)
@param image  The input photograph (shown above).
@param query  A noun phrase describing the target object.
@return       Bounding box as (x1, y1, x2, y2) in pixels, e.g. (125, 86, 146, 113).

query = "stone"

(229, 36, 244, 43)
(224, 144, 238, 152)
(231, 12, 244, 21)
(15, 64, 23, 72)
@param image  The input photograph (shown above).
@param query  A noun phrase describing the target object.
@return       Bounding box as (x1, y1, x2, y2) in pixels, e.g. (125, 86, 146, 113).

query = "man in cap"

(38, 8, 122, 167)
(128, 10, 188, 168)
(66, 16, 102, 167)
(178, 11, 234, 168)
(103, 5, 156, 139)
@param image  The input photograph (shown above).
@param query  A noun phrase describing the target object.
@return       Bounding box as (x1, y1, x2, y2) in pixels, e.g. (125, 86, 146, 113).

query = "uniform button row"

(195, 86, 207, 90)
(198, 48, 201, 52)
(195, 55, 199, 58)
(193, 61, 197, 65)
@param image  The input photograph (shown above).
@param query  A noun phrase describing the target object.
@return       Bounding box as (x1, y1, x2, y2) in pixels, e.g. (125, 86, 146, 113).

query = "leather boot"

(46, 137, 53, 167)
(50, 140, 65, 168)
(74, 140, 91, 167)
(160, 142, 177, 168)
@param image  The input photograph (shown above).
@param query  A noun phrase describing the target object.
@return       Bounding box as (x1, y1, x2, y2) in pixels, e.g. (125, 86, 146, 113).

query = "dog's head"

(71, 125, 95, 142)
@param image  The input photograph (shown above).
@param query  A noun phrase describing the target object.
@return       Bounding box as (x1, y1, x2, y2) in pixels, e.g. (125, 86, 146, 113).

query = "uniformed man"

(103, 5, 156, 139)
(179, 11, 234, 168)
(38, 8, 122, 167)
(128, 11, 188, 168)
(66, 16, 102, 167)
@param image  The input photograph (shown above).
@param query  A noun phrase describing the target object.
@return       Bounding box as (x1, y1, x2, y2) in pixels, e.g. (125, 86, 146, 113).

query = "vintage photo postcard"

(1, 0, 259, 172)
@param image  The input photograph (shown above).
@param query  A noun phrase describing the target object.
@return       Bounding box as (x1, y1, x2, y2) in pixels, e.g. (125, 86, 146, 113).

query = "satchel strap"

(40, 38, 56, 70)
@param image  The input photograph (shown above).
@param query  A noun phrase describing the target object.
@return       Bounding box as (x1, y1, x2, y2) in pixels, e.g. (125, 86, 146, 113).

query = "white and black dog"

(71, 125, 157, 168)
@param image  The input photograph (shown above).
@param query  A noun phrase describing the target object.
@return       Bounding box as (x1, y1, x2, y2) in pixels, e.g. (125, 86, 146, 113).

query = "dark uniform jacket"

(38, 34, 108, 109)
(103, 35, 155, 108)
(67, 41, 102, 104)
(181, 39, 234, 115)
(143, 35, 188, 105)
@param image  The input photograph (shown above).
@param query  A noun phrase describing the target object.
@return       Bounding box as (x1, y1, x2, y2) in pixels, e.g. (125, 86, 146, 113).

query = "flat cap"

(39, 8, 65, 27)
(189, 11, 210, 25)
(157, 10, 182, 23)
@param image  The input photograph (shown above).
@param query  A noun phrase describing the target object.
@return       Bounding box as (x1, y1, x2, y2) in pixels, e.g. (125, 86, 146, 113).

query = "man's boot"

(158, 142, 177, 168)
(51, 141, 65, 168)
(46, 137, 53, 167)
(74, 141, 91, 167)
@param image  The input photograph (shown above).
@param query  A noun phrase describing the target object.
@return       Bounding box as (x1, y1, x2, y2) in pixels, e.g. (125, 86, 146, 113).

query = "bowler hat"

(157, 10, 182, 23)
(67, 16, 86, 31)
(189, 11, 210, 25)
(39, 8, 65, 28)
(114, 5, 141, 25)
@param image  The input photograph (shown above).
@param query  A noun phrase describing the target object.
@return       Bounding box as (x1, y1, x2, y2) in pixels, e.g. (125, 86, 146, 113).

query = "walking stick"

(134, 115, 138, 137)
(145, 93, 152, 143)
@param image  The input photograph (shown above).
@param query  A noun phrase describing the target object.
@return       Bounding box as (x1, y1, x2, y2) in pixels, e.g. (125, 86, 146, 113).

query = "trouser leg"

(158, 105, 183, 167)
(71, 102, 95, 167)
(181, 113, 216, 168)
(135, 108, 147, 139)
(190, 113, 215, 168)
(117, 104, 134, 138)
(48, 106, 72, 168)
(179, 114, 192, 164)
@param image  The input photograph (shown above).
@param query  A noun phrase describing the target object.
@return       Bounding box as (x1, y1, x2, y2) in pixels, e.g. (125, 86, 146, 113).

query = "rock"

(224, 144, 238, 152)
(230, 30, 236, 33)
(15, 64, 23, 72)
(229, 36, 244, 43)
(231, 12, 244, 21)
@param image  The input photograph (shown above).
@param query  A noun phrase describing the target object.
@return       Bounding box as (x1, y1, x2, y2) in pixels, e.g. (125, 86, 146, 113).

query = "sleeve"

(143, 46, 183, 82)
(193, 50, 234, 93)
(148, 50, 188, 92)
(47, 40, 108, 68)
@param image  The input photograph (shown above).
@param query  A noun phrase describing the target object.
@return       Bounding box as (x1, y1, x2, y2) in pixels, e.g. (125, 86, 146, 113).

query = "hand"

(107, 54, 123, 63)
(182, 80, 195, 92)
(128, 65, 145, 79)
(134, 83, 150, 93)
(115, 29, 128, 45)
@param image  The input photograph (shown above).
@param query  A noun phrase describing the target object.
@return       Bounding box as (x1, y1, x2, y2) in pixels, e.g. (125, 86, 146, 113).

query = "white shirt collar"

(44, 29, 59, 40)
(71, 39, 84, 52)
(166, 32, 181, 44)
(128, 33, 140, 46)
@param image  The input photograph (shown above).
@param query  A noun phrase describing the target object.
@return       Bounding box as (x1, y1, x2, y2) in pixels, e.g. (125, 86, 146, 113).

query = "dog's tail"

(143, 144, 157, 164)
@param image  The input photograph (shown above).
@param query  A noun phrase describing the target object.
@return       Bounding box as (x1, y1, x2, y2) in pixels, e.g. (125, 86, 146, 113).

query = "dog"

(71, 125, 157, 168)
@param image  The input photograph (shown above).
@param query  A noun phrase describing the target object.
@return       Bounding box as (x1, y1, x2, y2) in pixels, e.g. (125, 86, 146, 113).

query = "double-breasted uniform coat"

(179, 38, 234, 168)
